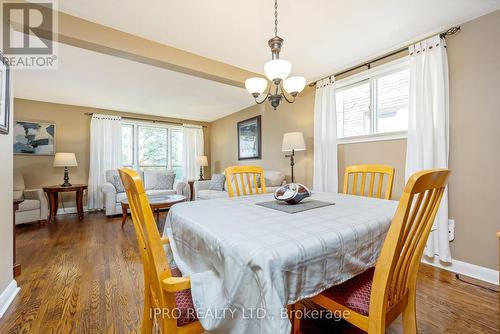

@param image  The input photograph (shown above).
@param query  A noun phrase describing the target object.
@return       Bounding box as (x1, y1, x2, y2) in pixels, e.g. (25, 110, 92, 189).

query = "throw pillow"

(209, 174, 226, 191)
(112, 175, 125, 193)
(152, 172, 175, 190)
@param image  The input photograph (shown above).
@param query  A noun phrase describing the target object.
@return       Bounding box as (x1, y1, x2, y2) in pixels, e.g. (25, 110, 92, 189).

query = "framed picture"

(237, 115, 261, 160)
(14, 120, 56, 155)
(0, 55, 9, 134)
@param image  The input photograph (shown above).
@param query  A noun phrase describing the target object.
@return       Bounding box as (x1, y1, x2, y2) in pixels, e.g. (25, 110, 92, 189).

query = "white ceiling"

(13, 43, 254, 122)
(15, 0, 500, 121)
(59, 0, 500, 81)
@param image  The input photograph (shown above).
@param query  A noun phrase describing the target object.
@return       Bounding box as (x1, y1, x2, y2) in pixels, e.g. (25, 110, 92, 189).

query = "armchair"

(13, 171, 49, 224)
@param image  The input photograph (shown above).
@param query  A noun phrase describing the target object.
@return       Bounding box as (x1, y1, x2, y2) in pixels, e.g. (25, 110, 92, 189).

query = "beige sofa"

(13, 171, 49, 225)
(101, 169, 188, 216)
(194, 170, 286, 200)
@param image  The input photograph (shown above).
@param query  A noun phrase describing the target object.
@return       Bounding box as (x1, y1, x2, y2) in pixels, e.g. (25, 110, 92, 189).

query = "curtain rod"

(83, 112, 207, 128)
(309, 26, 461, 87)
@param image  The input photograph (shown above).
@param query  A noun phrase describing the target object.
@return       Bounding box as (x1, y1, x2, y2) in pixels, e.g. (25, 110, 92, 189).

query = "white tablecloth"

(165, 192, 398, 334)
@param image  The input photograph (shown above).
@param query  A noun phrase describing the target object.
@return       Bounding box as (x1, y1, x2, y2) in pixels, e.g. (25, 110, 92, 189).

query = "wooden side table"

(43, 184, 88, 222)
(188, 179, 205, 201)
(188, 180, 195, 201)
(13, 199, 23, 277)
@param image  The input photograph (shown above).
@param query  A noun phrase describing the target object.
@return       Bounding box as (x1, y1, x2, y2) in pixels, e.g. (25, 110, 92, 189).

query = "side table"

(43, 184, 88, 222)
(188, 180, 195, 201)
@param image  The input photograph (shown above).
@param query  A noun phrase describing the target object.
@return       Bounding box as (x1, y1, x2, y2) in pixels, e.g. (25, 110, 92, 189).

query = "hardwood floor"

(0, 212, 497, 333)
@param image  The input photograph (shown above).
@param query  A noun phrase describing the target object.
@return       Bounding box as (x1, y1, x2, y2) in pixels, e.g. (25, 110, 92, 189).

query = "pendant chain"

(274, 0, 278, 37)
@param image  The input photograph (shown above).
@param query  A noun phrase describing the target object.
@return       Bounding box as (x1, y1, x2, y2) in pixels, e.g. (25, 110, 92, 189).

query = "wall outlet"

(448, 219, 455, 241)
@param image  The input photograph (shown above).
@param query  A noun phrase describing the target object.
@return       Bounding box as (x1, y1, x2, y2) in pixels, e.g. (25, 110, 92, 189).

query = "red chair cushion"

(171, 266, 198, 327)
(321, 268, 374, 316)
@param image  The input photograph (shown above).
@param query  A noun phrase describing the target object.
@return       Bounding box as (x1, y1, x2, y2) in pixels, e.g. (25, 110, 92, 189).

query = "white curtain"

(182, 124, 204, 181)
(406, 35, 451, 262)
(313, 77, 338, 192)
(87, 114, 122, 210)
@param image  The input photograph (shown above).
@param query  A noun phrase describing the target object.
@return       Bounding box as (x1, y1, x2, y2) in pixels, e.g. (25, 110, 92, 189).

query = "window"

(336, 60, 409, 141)
(121, 122, 184, 180)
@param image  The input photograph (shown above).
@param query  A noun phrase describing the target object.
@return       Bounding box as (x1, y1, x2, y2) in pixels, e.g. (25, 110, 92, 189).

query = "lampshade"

(245, 77, 268, 96)
(282, 132, 306, 152)
(283, 76, 306, 95)
(264, 59, 291, 82)
(53, 153, 78, 167)
(196, 155, 208, 167)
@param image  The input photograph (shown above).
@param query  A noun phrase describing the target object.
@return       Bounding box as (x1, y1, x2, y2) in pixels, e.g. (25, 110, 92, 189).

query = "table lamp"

(196, 155, 208, 180)
(282, 132, 306, 182)
(53, 152, 78, 187)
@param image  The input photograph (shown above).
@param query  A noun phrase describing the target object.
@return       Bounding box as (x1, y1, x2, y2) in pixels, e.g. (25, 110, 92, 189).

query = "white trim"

(0, 280, 20, 319)
(422, 257, 499, 286)
(338, 131, 407, 145)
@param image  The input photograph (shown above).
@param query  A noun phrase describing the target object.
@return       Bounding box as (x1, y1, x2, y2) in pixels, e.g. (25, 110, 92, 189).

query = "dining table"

(164, 192, 399, 334)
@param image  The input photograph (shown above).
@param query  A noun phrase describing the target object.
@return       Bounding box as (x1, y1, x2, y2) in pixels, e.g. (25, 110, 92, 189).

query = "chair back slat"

(118, 168, 179, 333)
(343, 164, 395, 200)
(225, 166, 266, 197)
(368, 169, 450, 325)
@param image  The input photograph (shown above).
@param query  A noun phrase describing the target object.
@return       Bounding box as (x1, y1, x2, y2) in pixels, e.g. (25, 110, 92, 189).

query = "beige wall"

(14, 98, 211, 208)
(210, 10, 500, 270)
(211, 89, 315, 186)
(446, 10, 500, 270)
(0, 75, 14, 294)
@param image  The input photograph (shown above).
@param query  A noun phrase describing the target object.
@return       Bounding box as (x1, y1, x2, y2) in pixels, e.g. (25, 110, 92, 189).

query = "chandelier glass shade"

(264, 59, 292, 82)
(245, 0, 306, 110)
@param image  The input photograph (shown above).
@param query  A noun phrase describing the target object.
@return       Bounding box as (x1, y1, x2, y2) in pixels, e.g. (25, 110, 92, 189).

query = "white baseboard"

(56, 206, 89, 215)
(422, 257, 499, 286)
(0, 280, 20, 319)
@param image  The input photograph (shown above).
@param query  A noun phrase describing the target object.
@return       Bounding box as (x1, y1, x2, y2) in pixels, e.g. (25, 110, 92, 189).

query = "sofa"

(13, 171, 49, 224)
(193, 170, 286, 200)
(101, 169, 188, 216)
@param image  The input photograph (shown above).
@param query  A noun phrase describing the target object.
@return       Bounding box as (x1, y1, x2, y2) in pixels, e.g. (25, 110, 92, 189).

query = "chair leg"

(288, 303, 302, 334)
(141, 297, 153, 334)
(402, 290, 418, 334)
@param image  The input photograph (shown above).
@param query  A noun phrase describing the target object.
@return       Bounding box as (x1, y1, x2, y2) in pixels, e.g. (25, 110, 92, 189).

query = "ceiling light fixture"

(245, 0, 306, 110)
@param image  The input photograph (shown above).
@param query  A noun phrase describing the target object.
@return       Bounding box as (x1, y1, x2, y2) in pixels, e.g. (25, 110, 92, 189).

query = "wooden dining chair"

(224, 165, 266, 197)
(301, 169, 451, 334)
(118, 168, 203, 334)
(343, 164, 395, 200)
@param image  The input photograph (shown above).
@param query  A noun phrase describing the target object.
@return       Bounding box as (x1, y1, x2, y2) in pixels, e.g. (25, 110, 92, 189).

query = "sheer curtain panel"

(406, 35, 451, 262)
(87, 114, 122, 210)
(182, 124, 204, 181)
(313, 78, 338, 192)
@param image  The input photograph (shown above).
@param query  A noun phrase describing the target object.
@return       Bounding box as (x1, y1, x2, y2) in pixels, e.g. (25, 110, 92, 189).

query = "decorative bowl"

(274, 183, 311, 204)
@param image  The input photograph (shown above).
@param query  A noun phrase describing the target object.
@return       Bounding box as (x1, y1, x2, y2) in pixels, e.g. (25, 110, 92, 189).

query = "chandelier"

(245, 0, 306, 110)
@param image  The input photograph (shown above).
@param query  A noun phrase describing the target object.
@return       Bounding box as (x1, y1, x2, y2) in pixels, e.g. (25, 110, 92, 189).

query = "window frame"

(335, 57, 409, 145)
(121, 120, 184, 178)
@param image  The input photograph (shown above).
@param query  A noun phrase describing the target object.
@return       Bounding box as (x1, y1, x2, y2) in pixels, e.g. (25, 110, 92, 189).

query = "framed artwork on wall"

(0, 55, 10, 134)
(14, 120, 56, 155)
(237, 115, 261, 160)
